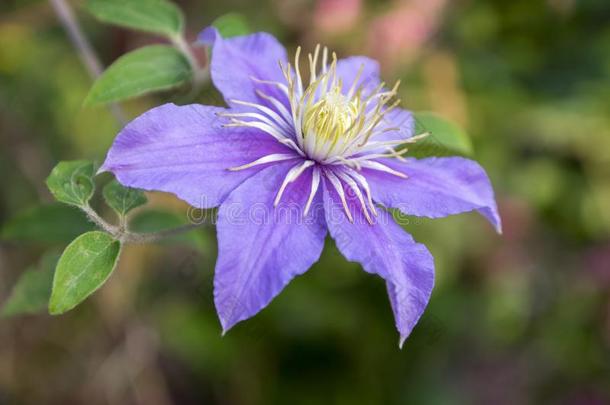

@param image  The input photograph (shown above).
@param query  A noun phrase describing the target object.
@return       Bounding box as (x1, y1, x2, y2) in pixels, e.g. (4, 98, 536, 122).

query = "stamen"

(353, 132, 429, 157)
(406, 132, 430, 143)
(322, 47, 328, 73)
(331, 156, 362, 170)
(303, 166, 321, 216)
(278, 138, 306, 156)
(249, 76, 290, 98)
(225, 120, 289, 143)
(351, 149, 408, 162)
(358, 98, 401, 146)
(336, 170, 373, 224)
(274, 160, 315, 206)
(229, 153, 297, 171)
(354, 135, 426, 153)
(343, 168, 378, 216)
(279, 60, 306, 147)
(221, 111, 292, 138)
(255, 90, 293, 125)
(325, 169, 354, 223)
(294, 46, 303, 97)
(347, 63, 365, 98)
(227, 44, 430, 201)
(308, 44, 320, 85)
(357, 160, 408, 179)
(330, 52, 338, 89)
(229, 99, 293, 130)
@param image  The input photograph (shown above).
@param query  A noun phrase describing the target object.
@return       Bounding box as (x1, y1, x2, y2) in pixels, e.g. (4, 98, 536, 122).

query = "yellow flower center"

(222, 44, 430, 222)
(302, 86, 360, 144)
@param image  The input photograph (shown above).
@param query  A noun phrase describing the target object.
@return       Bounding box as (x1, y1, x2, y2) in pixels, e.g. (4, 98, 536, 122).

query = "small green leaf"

(85, 0, 184, 37)
(85, 45, 191, 105)
(1, 203, 94, 243)
(49, 232, 121, 315)
(211, 13, 251, 38)
(412, 112, 473, 157)
(2, 253, 59, 317)
(46, 160, 95, 207)
(103, 180, 147, 217)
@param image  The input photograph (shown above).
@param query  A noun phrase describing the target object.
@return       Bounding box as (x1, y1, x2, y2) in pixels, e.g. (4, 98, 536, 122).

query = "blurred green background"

(1, 0, 610, 403)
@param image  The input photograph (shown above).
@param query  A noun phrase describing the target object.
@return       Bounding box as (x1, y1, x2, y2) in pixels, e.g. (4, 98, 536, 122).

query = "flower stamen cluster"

(221, 45, 428, 223)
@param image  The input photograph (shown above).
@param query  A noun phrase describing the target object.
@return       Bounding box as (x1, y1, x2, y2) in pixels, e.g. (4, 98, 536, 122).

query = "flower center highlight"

(222, 44, 428, 169)
(222, 44, 429, 222)
(302, 87, 360, 160)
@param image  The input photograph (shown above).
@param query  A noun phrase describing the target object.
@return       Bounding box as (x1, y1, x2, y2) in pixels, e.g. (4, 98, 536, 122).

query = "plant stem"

(119, 223, 204, 244)
(51, 0, 207, 245)
(82, 204, 204, 244)
(82, 204, 119, 235)
(171, 34, 209, 93)
(48, 0, 127, 125)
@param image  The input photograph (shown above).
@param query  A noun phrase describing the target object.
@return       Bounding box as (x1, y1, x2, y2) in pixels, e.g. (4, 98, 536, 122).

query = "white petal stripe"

(228, 153, 298, 171)
(274, 160, 315, 206)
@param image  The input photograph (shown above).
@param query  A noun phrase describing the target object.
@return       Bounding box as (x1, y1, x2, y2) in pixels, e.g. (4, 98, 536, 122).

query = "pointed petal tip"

(96, 163, 109, 176)
(398, 334, 407, 349)
(198, 26, 220, 46)
(489, 210, 502, 235)
(220, 318, 233, 337)
(218, 310, 242, 337)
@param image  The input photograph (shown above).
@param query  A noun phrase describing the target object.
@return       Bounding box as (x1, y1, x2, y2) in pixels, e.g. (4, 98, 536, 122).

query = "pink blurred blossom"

(366, 0, 448, 71)
(313, 0, 362, 34)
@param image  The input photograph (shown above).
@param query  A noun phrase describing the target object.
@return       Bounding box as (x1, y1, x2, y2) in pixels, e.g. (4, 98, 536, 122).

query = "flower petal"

(214, 162, 327, 332)
(365, 157, 502, 232)
(336, 56, 380, 96)
(199, 27, 289, 108)
(100, 103, 296, 208)
(376, 106, 415, 142)
(323, 180, 435, 347)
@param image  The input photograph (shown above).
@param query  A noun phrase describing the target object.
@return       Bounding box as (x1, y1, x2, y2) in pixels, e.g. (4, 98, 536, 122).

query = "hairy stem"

(82, 204, 119, 235)
(48, 0, 127, 125)
(51, 0, 207, 244)
(83, 204, 204, 244)
(171, 34, 210, 93)
(119, 223, 204, 244)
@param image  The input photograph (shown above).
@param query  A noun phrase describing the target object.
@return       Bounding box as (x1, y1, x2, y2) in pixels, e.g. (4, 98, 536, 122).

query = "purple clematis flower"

(100, 27, 501, 346)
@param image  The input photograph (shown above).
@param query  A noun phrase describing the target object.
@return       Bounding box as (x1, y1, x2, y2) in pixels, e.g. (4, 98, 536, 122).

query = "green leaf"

(49, 232, 121, 315)
(103, 180, 147, 217)
(85, 0, 184, 37)
(84, 45, 191, 105)
(1, 203, 94, 243)
(411, 112, 473, 157)
(46, 160, 95, 207)
(2, 253, 59, 317)
(211, 13, 251, 38)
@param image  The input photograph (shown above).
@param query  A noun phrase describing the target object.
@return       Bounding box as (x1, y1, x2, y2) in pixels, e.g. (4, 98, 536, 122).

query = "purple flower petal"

(199, 27, 289, 109)
(214, 162, 327, 332)
(100, 103, 297, 208)
(375, 107, 415, 142)
(323, 179, 435, 347)
(365, 157, 502, 233)
(336, 56, 380, 95)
